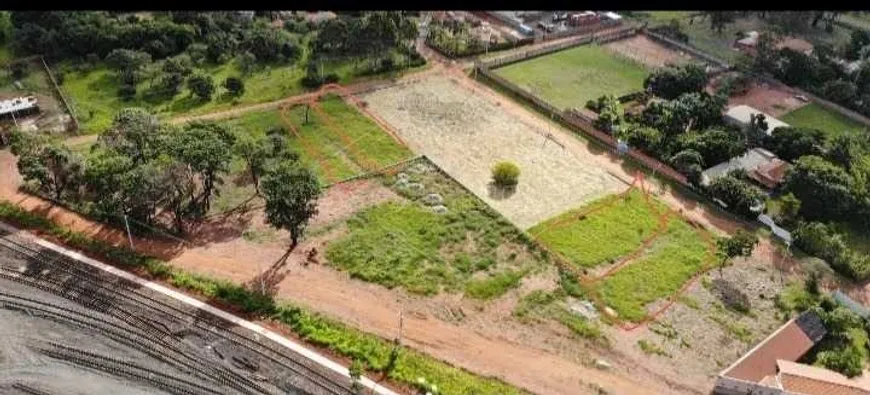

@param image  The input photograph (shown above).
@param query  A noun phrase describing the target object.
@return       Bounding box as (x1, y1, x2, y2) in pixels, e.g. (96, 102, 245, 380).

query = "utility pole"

(123, 214, 135, 250)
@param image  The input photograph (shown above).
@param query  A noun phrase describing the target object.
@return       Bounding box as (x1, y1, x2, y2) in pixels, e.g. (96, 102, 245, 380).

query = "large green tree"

(17, 142, 83, 201)
(643, 63, 709, 100)
(261, 161, 321, 248)
(97, 108, 164, 165)
(765, 126, 826, 162)
(715, 229, 759, 275)
(784, 155, 856, 221)
(707, 174, 766, 217)
(165, 122, 235, 215)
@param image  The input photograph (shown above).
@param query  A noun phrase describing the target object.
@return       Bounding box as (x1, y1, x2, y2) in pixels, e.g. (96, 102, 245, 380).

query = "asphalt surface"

(0, 229, 357, 395)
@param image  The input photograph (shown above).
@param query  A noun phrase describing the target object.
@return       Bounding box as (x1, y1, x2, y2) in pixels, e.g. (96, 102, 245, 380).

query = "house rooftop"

(778, 360, 870, 395)
(701, 147, 784, 188)
(0, 96, 38, 116)
(721, 311, 825, 383)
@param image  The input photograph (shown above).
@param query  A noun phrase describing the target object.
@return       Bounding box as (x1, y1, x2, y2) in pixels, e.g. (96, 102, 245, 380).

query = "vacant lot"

(530, 189, 667, 269)
(0, 59, 71, 134)
(781, 102, 869, 138)
(326, 159, 546, 297)
(681, 15, 852, 64)
(604, 35, 697, 69)
(528, 186, 714, 323)
(721, 78, 805, 118)
(361, 74, 624, 229)
(493, 44, 649, 110)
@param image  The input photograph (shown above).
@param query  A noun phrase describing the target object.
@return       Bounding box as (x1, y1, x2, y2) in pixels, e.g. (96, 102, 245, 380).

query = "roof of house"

(701, 148, 781, 186)
(778, 360, 870, 395)
(724, 105, 790, 135)
(777, 37, 814, 54)
(0, 96, 38, 116)
(722, 311, 826, 382)
(749, 157, 791, 189)
(737, 31, 760, 46)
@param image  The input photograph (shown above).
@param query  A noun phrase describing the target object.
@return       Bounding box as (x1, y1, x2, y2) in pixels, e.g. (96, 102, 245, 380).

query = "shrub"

(794, 222, 870, 281)
(118, 83, 137, 101)
(491, 161, 520, 187)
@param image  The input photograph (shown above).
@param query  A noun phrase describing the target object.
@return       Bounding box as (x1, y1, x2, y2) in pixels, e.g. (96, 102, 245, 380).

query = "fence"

(754, 74, 870, 129)
(39, 56, 81, 133)
(425, 35, 534, 59)
(643, 30, 731, 72)
(482, 26, 639, 70)
(476, 35, 689, 188)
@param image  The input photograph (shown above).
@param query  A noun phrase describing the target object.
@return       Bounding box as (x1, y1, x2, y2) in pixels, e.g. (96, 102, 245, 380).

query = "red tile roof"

(723, 318, 816, 382)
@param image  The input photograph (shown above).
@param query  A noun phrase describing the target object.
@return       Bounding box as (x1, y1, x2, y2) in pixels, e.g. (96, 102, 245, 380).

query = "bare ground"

(710, 74, 807, 118)
(603, 35, 697, 69)
(360, 74, 625, 230)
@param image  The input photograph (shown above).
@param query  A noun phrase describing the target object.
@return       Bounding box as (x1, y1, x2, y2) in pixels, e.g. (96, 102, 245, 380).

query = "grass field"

(597, 218, 712, 322)
(60, 49, 423, 134)
(529, 190, 667, 269)
(493, 44, 650, 110)
(208, 95, 412, 214)
(839, 12, 870, 31)
(633, 11, 696, 26)
(326, 161, 545, 297)
(681, 16, 852, 64)
(780, 103, 869, 139)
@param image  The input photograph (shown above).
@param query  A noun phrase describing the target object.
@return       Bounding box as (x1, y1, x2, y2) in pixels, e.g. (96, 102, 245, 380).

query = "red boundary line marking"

(278, 104, 340, 184)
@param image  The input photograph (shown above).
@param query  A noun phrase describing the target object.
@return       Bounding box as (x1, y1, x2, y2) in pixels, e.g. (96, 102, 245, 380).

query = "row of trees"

(11, 109, 321, 247)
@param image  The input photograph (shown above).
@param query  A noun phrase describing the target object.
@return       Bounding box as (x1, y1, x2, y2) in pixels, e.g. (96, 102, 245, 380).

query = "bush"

(118, 83, 137, 101)
(491, 161, 520, 187)
(794, 222, 870, 281)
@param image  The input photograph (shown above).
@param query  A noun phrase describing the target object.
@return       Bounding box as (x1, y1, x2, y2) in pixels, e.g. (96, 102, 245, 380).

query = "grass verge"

(780, 102, 869, 140)
(0, 200, 524, 395)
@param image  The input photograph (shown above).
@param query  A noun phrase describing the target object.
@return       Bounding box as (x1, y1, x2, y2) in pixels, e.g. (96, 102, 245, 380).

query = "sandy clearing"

(360, 74, 624, 230)
(603, 35, 696, 69)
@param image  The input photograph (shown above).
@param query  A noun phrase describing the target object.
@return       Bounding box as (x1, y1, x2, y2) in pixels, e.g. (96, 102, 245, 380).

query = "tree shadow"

(245, 247, 295, 297)
(166, 95, 209, 114)
(711, 277, 752, 313)
(232, 171, 255, 188)
(487, 182, 516, 201)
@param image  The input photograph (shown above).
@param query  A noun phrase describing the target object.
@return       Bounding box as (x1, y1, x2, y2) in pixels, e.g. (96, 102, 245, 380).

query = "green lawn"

(633, 11, 696, 26)
(598, 218, 713, 322)
(0, 60, 53, 96)
(529, 190, 666, 269)
(326, 160, 544, 296)
(681, 16, 853, 64)
(493, 44, 650, 110)
(60, 50, 423, 134)
(839, 12, 870, 31)
(780, 103, 869, 139)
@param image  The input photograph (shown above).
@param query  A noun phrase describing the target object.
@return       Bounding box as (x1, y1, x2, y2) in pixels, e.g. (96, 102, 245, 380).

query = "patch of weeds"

(649, 321, 678, 340)
(513, 290, 559, 321)
(558, 311, 608, 346)
(464, 269, 526, 300)
(242, 228, 278, 244)
(708, 314, 753, 344)
(637, 340, 671, 357)
(678, 295, 701, 310)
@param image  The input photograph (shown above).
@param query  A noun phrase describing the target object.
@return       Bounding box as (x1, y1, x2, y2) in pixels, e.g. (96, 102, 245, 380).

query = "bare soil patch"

(360, 74, 624, 229)
(603, 35, 697, 69)
(717, 76, 807, 118)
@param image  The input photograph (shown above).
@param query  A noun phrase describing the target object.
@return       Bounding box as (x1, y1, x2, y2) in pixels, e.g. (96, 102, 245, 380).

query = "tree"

(707, 174, 766, 217)
(105, 48, 152, 83)
(764, 126, 826, 162)
(678, 129, 746, 166)
(715, 230, 759, 275)
(828, 134, 870, 170)
(157, 72, 185, 96)
(162, 54, 193, 76)
(822, 79, 858, 106)
(97, 108, 163, 165)
(784, 155, 856, 221)
(592, 95, 624, 133)
(17, 142, 83, 201)
(706, 11, 737, 34)
(223, 76, 245, 97)
(777, 192, 802, 225)
(261, 161, 321, 248)
(165, 122, 235, 215)
(618, 124, 664, 156)
(187, 74, 215, 100)
(847, 29, 870, 60)
(643, 63, 709, 100)
(9, 61, 27, 80)
(491, 161, 520, 188)
(238, 51, 257, 76)
(670, 149, 704, 173)
(233, 131, 270, 193)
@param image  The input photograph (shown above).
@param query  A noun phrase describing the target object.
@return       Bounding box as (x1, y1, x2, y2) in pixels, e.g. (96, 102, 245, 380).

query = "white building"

(724, 105, 790, 136)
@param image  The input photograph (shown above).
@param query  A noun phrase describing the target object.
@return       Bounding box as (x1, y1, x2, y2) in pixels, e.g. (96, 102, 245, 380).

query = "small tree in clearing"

(492, 161, 520, 188)
(261, 161, 321, 249)
(715, 230, 759, 276)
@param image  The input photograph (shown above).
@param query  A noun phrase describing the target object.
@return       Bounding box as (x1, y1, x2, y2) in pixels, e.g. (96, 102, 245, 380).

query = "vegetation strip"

(0, 200, 525, 395)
